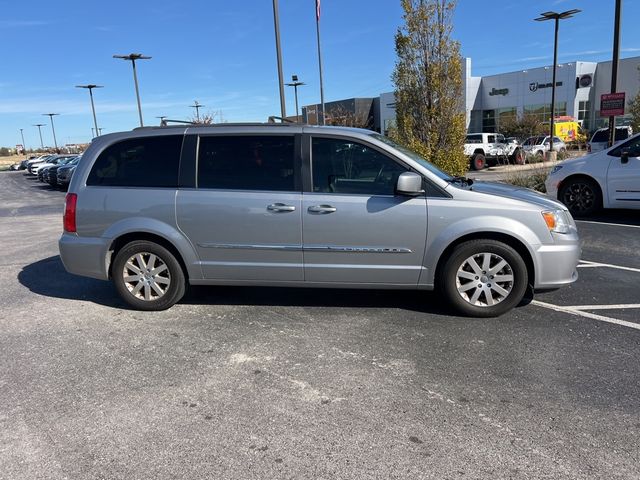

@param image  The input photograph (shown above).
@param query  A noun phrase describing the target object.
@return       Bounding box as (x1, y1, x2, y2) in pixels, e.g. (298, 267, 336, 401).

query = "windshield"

(369, 133, 452, 181)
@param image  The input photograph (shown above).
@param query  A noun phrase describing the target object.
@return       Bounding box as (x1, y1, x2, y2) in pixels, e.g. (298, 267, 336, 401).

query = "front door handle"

(308, 205, 337, 214)
(267, 203, 296, 212)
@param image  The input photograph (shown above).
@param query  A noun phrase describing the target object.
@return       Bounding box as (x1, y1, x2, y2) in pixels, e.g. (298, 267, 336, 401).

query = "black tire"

(558, 177, 602, 217)
(112, 240, 185, 311)
(438, 240, 528, 318)
(471, 153, 486, 170)
(512, 149, 525, 165)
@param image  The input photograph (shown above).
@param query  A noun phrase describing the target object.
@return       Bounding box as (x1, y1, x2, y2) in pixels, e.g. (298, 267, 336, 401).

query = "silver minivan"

(59, 124, 580, 317)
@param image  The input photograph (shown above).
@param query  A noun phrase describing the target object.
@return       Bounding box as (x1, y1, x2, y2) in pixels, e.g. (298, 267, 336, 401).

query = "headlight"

(542, 209, 571, 234)
(550, 165, 563, 175)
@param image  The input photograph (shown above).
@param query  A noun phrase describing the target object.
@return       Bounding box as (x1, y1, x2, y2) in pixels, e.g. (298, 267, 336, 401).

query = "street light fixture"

(42, 113, 60, 151)
(534, 9, 581, 158)
(33, 123, 46, 149)
(113, 53, 151, 127)
(190, 101, 204, 123)
(76, 84, 103, 138)
(19, 128, 27, 153)
(156, 115, 167, 125)
(285, 75, 306, 123)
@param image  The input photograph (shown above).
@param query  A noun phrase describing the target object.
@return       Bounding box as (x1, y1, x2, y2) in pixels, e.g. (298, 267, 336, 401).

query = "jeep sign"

(488, 87, 509, 96)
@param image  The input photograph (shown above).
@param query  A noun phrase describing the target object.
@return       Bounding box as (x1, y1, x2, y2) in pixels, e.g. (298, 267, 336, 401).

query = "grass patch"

(502, 165, 550, 193)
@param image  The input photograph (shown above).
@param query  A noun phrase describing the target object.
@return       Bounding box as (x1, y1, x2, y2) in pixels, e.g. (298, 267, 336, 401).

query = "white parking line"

(565, 304, 640, 311)
(531, 300, 640, 331)
(578, 260, 640, 274)
(576, 220, 640, 229)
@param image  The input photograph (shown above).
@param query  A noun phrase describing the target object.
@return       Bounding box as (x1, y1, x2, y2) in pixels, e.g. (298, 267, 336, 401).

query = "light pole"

(33, 124, 46, 149)
(534, 9, 581, 159)
(113, 53, 151, 127)
(156, 116, 167, 125)
(19, 128, 26, 153)
(286, 75, 306, 122)
(43, 113, 60, 151)
(76, 84, 103, 138)
(608, 0, 623, 147)
(272, 0, 287, 119)
(190, 101, 204, 122)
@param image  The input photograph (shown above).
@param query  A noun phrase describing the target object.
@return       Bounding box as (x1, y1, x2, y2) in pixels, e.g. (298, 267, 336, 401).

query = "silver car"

(59, 125, 580, 317)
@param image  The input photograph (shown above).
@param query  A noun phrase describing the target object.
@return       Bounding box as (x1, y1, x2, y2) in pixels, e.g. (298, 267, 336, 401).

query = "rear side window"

(615, 129, 630, 141)
(591, 130, 608, 142)
(197, 135, 295, 191)
(466, 134, 482, 143)
(87, 136, 182, 187)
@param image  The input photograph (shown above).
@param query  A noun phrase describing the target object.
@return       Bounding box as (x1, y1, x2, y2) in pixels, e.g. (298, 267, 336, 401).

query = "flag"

(316, 0, 321, 21)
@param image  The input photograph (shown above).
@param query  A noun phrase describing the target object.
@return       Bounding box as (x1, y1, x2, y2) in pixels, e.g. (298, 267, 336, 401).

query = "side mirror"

(621, 148, 630, 164)
(396, 172, 424, 196)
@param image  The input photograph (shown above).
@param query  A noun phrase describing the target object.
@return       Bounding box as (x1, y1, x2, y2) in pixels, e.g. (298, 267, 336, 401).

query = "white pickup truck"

(464, 133, 523, 170)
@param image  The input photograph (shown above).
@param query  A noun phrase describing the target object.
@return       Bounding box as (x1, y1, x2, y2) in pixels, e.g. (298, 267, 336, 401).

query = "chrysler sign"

(529, 81, 563, 92)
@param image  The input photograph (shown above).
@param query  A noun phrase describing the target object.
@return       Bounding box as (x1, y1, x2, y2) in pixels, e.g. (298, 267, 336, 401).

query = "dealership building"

(367, 56, 640, 136)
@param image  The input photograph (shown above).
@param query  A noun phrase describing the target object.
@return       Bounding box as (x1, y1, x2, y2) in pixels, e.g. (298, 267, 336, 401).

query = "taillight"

(64, 193, 77, 233)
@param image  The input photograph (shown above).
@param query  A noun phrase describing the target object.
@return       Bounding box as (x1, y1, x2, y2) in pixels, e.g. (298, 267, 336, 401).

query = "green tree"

(391, 0, 467, 176)
(498, 113, 546, 139)
(629, 67, 640, 132)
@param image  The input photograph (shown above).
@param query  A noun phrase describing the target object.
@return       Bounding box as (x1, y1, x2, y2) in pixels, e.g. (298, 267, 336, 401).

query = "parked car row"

(16, 153, 81, 189)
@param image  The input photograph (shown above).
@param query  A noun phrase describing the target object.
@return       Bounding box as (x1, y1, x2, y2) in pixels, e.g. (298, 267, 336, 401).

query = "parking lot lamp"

(33, 124, 46, 149)
(19, 128, 26, 152)
(156, 115, 167, 126)
(43, 113, 60, 151)
(76, 84, 103, 138)
(534, 9, 581, 157)
(113, 53, 151, 127)
(286, 75, 306, 122)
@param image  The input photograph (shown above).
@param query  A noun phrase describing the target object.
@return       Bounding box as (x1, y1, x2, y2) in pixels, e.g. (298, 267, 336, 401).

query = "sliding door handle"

(308, 205, 337, 214)
(267, 203, 296, 212)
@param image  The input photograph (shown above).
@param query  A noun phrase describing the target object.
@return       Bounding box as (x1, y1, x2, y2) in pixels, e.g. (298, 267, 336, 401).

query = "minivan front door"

(302, 136, 427, 285)
(176, 134, 303, 281)
(607, 136, 640, 208)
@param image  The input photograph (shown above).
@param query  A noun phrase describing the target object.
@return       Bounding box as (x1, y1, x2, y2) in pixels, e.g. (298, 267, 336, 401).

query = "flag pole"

(315, 0, 326, 125)
(273, 0, 287, 120)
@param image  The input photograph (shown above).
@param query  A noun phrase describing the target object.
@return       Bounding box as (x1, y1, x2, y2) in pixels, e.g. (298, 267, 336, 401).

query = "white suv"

(587, 126, 633, 153)
(522, 136, 566, 159)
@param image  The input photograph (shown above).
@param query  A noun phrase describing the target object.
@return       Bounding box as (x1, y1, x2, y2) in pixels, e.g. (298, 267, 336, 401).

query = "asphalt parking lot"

(1, 171, 639, 479)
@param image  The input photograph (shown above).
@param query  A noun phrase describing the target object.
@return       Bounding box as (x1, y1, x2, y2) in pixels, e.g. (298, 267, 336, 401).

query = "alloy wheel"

(455, 252, 514, 307)
(122, 252, 171, 301)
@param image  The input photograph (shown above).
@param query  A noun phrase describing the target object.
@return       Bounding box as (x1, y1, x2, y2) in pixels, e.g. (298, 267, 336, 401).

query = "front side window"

(87, 136, 183, 187)
(609, 135, 640, 158)
(198, 135, 295, 191)
(312, 137, 408, 195)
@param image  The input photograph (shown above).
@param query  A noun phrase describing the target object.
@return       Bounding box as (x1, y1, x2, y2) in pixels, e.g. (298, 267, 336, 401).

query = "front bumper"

(532, 232, 581, 289)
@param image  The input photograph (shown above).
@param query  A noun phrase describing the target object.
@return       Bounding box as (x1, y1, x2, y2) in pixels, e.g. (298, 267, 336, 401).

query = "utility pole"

(190, 101, 204, 122)
(272, 0, 287, 119)
(76, 84, 103, 138)
(43, 113, 60, 151)
(315, 0, 326, 125)
(608, 0, 623, 147)
(33, 124, 46, 149)
(113, 53, 151, 127)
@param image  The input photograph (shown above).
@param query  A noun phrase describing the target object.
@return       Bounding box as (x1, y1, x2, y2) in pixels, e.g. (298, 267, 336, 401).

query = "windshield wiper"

(449, 176, 474, 186)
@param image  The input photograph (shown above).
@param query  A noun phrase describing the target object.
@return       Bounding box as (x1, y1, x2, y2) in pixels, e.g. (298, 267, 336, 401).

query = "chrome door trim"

(198, 243, 412, 254)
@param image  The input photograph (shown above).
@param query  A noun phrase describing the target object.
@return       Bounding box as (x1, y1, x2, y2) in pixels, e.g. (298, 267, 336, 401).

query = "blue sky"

(1, 0, 639, 148)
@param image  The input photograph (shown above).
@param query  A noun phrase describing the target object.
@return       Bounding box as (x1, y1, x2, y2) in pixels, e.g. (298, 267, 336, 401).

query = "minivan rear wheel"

(439, 240, 528, 317)
(112, 240, 185, 311)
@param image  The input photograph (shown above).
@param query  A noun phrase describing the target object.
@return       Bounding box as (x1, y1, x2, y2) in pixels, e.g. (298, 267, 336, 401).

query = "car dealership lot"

(1, 171, 639, 479)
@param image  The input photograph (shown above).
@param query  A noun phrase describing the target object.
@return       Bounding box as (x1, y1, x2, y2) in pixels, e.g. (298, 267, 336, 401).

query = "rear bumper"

(59, 233, 110, 280)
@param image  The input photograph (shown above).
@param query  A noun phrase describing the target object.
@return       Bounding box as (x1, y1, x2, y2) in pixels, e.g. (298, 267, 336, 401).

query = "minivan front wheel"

(112, 240, 185, 311)
(439, 240, 528, 317)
